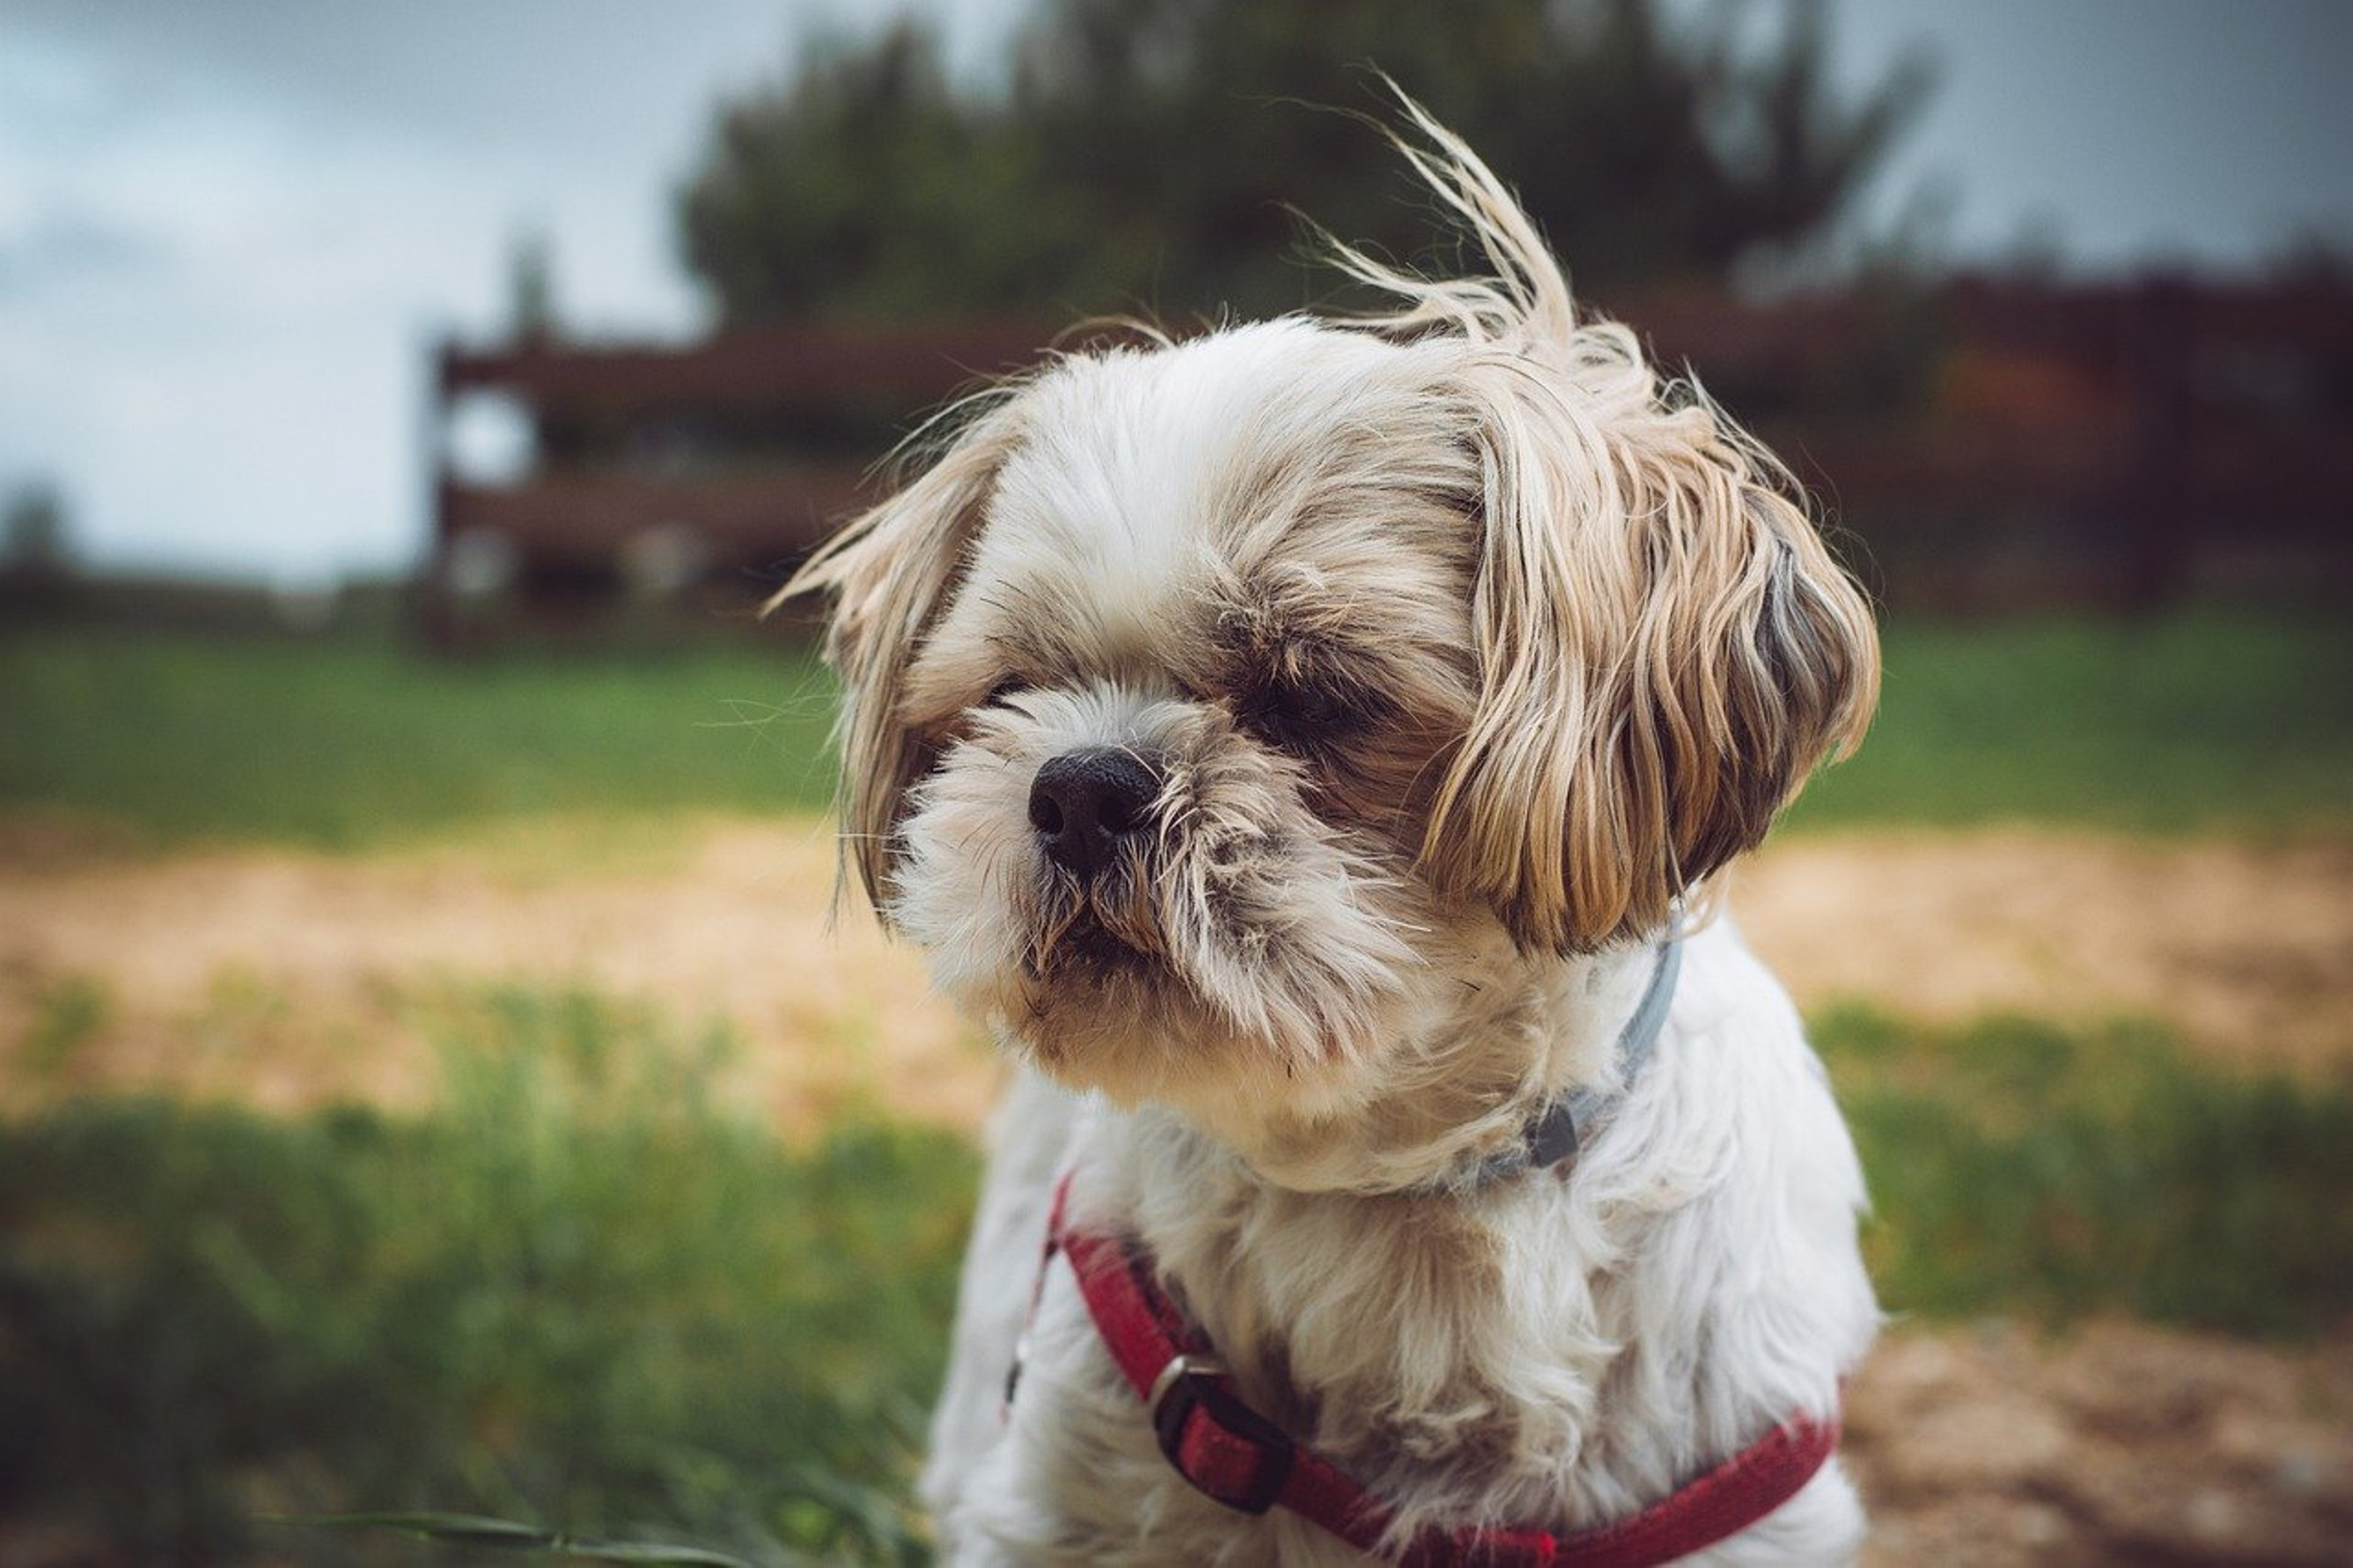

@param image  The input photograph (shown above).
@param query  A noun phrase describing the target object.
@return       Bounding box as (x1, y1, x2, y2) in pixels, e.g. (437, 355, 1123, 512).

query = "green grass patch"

(1817, 1007, 2353, 1337)
(0, 629, 841, 849)
(1787, 609, 2353, 836)
(4, 610, 2349, 849)
(0, 990, 977, 1563)
(20, 974, 110, 1080)
(4, 991, 2349, 1560)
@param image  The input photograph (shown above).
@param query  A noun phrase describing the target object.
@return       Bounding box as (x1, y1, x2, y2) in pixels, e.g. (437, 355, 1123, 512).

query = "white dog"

(787, 107, 1882, 1566)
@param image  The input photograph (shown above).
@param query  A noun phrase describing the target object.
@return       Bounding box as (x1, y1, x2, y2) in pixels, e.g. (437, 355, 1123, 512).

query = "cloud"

(0, 12, 740, 578)
(0, 211, 169, 296)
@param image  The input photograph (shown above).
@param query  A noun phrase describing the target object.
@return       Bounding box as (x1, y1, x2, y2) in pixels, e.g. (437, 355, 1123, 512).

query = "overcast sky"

(4, 0, 2349, 582)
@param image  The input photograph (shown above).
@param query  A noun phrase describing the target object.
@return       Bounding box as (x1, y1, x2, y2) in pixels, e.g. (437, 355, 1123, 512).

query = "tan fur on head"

(1334, 103, 1881, 952)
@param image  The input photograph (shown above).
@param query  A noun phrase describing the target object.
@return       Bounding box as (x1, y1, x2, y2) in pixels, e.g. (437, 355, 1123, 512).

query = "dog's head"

(786, 113, 1876, 1121)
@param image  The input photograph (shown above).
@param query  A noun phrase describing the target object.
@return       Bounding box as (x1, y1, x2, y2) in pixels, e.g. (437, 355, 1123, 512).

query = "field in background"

(2, 611, 2350, 1562)
(4, 611, 2349, 849)
(0, 631, 840, 849)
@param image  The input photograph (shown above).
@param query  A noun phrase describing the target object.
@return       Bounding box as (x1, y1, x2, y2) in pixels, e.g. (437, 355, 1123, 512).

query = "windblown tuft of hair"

(1328, 97, 1879, 952)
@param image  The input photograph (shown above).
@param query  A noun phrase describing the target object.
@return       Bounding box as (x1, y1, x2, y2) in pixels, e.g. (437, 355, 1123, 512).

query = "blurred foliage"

(676, 0, 1935, 324)
(1, 481, 72, 576)
(1816, 1007, 2353, 1338)
(0, 990, 976, 1562)
(507, 230, 561, 344)
(21, 975, 110, 1081)
(0, 480, 78, 625)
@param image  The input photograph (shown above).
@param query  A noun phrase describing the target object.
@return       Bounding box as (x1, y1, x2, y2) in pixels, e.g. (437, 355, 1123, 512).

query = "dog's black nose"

(1029, 748, 1156, 880)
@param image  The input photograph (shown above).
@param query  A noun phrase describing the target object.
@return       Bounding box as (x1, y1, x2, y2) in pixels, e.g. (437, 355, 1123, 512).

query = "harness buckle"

(1148, 1353, 1297, 1515)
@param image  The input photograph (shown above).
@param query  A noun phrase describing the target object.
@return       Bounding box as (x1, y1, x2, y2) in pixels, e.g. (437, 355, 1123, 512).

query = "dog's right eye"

(1270, 684, 1349, 729)
(980, 680, 1025, 710)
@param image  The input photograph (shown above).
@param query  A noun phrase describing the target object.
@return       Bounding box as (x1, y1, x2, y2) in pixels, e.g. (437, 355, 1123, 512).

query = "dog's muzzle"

(1028, 748, 1158, 881)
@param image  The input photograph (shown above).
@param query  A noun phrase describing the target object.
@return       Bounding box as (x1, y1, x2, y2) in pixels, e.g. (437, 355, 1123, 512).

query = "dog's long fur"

(789, 108, 1882, 1564)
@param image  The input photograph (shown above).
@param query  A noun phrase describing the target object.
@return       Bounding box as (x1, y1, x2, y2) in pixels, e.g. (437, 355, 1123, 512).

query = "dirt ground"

(2, 816, 2349, 1562)
(0, 814, 989, 1127)
(1728, 829, 2353, 1079)
(1847, 1319, 2353, 1565)
(4, 817, 2347, 1118)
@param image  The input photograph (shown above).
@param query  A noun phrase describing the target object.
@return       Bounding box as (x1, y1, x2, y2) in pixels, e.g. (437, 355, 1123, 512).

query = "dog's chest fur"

(926, 923, 1877, 1564)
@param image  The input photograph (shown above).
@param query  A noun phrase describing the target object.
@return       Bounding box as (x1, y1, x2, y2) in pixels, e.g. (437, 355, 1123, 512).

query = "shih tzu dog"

(786, 107, 1881, 1566)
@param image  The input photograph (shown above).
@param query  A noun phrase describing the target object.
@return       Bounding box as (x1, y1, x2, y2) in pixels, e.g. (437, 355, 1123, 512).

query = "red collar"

(1033, 1172, 1840, 1567)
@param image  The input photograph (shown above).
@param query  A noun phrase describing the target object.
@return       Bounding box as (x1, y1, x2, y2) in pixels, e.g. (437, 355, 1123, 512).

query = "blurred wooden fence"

(426, 322, 1045, 642)
(1635, 276, 2353, 612)
(424, 276, 2352, 637)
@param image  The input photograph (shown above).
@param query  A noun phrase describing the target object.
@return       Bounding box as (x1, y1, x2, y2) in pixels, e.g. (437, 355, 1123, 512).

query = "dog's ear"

(1339, 99, 1879, 952)
(774, 403, 1021, 919)
(1427, 344, 1880, 952)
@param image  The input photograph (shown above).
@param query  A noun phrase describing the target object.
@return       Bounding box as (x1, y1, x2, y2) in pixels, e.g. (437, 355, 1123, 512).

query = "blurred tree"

(1, 482, 74, 578)
(680, 23, 1048, 322)
(507, 229, 560, 343)
(678, 0, 1934, 325)
(0, 480, 78, 616)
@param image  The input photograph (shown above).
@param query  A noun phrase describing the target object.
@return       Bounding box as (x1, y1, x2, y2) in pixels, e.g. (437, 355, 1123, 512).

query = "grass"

(0, 990, 977, 1564)
(1817, 1007, 2353, 1338)
(1787, 609, 2353, 836)
(3, 609, 2349, 850)
(0, 629, 841, 849)
(3, 990, 2347, 1562)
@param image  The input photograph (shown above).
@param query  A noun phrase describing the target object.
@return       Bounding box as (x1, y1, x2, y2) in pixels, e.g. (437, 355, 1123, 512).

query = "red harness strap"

(1042, 1173, 1840, 1567)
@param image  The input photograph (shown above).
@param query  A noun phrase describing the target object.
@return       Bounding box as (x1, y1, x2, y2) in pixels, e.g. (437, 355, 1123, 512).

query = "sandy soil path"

(1847, 1319, 2353, 1564)
(0, 815, 983, 1124)
(2, 819, 2346, 1119)
(1730, 829, 2353, 1077)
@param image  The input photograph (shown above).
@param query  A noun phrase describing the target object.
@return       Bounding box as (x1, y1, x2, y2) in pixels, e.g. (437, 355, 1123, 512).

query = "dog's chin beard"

(1023, 854, 1164, 983)
(1026, 911, 1136, 977)
(977, 861, 1367, 1114)
(1008, 857, 1239, 1093)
